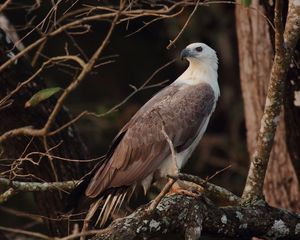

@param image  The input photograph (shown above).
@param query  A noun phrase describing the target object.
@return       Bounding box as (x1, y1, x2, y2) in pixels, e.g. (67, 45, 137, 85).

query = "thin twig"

(0, 225, 52, 240)
(0, 206, 43, 223)
(0, 0, 12, 12)
(0, 9, 121, 143)
(166, 0, 200, 49)
(0, 188, 17, 204)
(204, 164, 231, 184)
(147, 178, 176, 212)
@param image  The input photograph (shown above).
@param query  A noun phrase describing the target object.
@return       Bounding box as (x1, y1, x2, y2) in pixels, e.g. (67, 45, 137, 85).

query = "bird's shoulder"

(121, 82, 216, 143)
(138, 82, 216, 119)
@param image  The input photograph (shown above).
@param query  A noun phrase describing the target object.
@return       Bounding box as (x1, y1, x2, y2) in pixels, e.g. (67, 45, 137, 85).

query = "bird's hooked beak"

(180, 48, 193, 60)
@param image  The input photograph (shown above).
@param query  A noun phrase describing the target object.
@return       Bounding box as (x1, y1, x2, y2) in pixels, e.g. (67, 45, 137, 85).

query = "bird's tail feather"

(86, 185, 136, 228)
(97, 191, 121, 226)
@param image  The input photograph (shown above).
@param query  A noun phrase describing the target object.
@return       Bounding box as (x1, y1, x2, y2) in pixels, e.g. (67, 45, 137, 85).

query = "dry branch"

(0, 178, 78, 192)
(242, 0, 300, 203)
(0, 16, 90, 236)
(0, 9, 120, 143)
(0, 188, 17, 204)
(0, 178, 79, 204)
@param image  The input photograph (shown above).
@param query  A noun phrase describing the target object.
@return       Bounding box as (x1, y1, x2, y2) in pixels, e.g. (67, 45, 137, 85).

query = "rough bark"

(283, 2, 300, 189)
(0, 28, 89, 236)
(235, 0, 300, 210)
(285, 46, 300, 181)
(91, 194, 300, 240)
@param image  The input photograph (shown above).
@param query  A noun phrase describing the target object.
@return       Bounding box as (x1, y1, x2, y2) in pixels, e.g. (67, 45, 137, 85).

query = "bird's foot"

(168, 180, 203, 198)
(169, 187, 200, 198)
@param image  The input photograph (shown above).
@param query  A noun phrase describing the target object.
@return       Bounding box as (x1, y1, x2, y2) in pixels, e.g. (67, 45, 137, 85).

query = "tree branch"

(0, 188, 17, 204)
(0, 19, 90, 235)
(241, 0, 300, 203)
(0, 177, 79, 204)
(0, 178, 78, 192)
(174, 173, 240, 205)
(91, 194, 300, 240)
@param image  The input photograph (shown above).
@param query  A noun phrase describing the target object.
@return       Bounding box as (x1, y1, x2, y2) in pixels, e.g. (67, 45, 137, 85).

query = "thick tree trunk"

(235, 0, 300, 211)
(0, 28, 89, 236)
(285, 41, 300, 192)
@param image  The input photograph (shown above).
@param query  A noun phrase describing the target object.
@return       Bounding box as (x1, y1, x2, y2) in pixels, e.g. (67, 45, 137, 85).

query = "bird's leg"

(146, 178, 176, 212)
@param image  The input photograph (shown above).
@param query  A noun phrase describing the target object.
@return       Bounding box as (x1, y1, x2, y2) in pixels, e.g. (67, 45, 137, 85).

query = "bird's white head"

(180, 42, 218, 71)
(175, 43, 220, 97)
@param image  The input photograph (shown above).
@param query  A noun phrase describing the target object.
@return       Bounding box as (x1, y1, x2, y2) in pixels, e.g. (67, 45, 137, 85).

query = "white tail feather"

(96, 193, 112, 226)
(99, 193, 119, 226)
(83, 186, 136, 229)
(91, 188, 132, 227)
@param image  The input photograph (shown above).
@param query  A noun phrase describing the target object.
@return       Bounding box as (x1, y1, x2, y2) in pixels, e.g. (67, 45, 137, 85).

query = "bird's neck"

(174, 59, 220, 98)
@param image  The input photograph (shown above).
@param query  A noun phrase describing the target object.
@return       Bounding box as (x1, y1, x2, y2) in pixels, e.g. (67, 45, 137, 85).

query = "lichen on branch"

(91, 194, 300, 240)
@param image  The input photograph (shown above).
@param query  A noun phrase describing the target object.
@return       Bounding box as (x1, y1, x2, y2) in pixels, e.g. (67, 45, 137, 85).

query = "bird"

(69, 42, 220, 227)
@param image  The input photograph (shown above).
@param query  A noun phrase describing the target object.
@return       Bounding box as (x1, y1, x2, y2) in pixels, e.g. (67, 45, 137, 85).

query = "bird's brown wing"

(85, 83, 216, 198)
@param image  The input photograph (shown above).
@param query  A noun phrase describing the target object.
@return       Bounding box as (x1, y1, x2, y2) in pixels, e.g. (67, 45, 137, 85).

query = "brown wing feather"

(85, 83, 215, 198)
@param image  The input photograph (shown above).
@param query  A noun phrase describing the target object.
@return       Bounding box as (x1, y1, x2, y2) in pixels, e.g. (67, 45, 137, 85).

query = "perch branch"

(172, 173, 240, 205)
(91, 194, 300, 240)
(1, 194, 300, 240)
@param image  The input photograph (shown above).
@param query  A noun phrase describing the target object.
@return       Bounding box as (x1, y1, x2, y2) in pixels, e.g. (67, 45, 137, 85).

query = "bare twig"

(0, 8, 121, 143)
(0, 188, 17, 204)
(0, 55, 85, 109)
(0, 206, 43, 223)
(147, 178, 176, 212)
(0, 225, 52, 240)
(146, 112, 179, 212)
(204, 164, 231, 183)
(90, 58, 176, 118)
(166, 0, 200, 49)
(0, 2, 191, 73)
(0, 0, 12, 13)
(59, 229, 106, 240)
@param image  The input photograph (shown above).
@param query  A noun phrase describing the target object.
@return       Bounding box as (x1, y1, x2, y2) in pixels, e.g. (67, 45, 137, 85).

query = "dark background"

(0, 0, 248, 234)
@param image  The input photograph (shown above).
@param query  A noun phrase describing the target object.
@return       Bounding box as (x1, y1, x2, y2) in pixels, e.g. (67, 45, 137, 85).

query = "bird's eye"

(195, 46, 203, 52)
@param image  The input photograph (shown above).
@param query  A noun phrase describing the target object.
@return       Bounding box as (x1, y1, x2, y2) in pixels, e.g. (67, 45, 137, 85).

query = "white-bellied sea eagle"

(69, 42, 220, 227)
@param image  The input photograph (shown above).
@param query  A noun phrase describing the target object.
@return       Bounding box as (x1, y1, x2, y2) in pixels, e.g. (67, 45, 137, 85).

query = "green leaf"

(25, 87, 62, 108)
(241, 0, 251, 7)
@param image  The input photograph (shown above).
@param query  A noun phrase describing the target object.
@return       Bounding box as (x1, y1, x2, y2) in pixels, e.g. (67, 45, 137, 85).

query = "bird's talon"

(171, 188, 201, 198)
